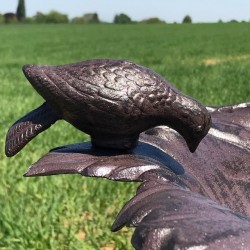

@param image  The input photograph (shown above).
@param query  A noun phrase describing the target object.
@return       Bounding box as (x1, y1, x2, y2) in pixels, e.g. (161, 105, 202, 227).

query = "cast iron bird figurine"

(5, 59, 211, 157)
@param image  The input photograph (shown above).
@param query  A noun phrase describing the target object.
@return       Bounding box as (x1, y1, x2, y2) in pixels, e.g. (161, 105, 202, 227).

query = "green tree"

(33, 11, 69, 24)
(4, 13, 18, 23)
(229, 19, 238, 23)
(45, 11, 69, 23)
(72, 13, 100, 24)
(33, 12, 46, 23)
(114, 13, 132, 24)
(83, 13, 100, 23)
(0, 13, 4, 24)
(182, 15, 192, 24)
(141, 17, 166, 24)
(16, 0, 26, 21)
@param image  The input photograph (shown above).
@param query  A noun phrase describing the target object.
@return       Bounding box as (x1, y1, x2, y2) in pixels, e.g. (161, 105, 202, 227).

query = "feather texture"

(21, 59, 211, 151)
(5, 102, 61, 157)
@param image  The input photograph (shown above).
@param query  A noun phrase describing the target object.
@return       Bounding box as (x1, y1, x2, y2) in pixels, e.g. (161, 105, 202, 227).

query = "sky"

(1, 0, 250, 23)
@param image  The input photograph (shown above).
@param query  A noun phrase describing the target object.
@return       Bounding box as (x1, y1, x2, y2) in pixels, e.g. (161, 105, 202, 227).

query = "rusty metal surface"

(6, 59, 210, 156)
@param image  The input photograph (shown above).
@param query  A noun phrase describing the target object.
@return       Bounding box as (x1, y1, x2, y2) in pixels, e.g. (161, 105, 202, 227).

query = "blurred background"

(0, 1, 250, 249)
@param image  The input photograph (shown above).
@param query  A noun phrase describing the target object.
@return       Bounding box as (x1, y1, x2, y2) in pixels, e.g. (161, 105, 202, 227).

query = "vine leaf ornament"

(23, 102, 250, 249)
(5, 60, 250, 249)
(5, 59, 211, 157)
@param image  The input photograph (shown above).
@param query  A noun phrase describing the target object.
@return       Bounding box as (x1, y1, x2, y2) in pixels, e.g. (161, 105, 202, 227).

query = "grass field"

(0, 23, 250, 249)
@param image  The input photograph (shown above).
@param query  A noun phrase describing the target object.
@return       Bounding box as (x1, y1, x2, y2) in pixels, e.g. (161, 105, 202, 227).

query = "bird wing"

(5, 102, 61, 157)
(24, 60, 167, 118)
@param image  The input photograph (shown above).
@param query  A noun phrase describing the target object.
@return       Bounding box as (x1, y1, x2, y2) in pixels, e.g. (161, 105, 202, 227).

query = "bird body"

(6, 59, 211, 156)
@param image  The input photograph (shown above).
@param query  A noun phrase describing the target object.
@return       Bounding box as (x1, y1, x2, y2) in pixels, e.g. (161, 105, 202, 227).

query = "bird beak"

(174, 94, 212, 153)
(186, 137, 203, 153)
(185, 113, 211, 153)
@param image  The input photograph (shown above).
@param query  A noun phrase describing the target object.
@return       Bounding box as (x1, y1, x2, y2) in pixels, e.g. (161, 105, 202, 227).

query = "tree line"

(0, 0, 243, 25)
(0, 10, 194, 24)
(0, 0, 193, 24)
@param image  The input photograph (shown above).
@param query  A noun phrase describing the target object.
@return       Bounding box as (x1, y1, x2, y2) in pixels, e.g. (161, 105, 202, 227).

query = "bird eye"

(197, 125, 203, 131)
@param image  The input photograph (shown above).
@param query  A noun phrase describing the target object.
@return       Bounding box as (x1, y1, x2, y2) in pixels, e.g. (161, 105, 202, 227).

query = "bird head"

(164, 94, 211, 153)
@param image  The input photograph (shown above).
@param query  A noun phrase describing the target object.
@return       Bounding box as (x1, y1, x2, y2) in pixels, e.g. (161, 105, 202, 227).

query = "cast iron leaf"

(112, 170, 250, 250)
(24, 102, 250, 249)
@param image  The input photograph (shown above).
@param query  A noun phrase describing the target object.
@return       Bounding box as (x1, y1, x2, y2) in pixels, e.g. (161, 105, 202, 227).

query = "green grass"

(0, 23, 250, 249)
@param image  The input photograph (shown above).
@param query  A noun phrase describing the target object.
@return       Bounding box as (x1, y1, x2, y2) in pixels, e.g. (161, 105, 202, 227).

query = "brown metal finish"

(5, 102, 61, 157)
(6, 60, 250, 249)
(23, 102, 250, 249)
(6, 59, 211, 156)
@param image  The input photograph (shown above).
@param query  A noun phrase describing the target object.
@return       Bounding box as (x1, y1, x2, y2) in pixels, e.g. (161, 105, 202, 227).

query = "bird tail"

(5, 102, 61, 157)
